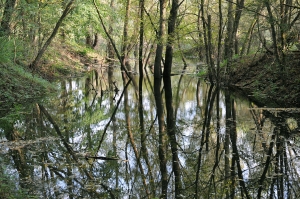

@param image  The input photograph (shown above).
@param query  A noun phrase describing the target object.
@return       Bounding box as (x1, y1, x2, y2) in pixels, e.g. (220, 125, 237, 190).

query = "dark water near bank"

(1, 66, 300, 198)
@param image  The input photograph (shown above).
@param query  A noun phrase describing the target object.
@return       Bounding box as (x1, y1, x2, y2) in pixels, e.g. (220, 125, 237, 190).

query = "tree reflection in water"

(0, 69, 300, 198)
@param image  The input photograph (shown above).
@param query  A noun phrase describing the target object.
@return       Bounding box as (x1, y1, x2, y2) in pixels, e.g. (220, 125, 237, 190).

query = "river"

(0, 65, 300, 198)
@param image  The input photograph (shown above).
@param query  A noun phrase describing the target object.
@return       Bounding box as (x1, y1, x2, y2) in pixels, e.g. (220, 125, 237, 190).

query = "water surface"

(1, 67, 300, 198)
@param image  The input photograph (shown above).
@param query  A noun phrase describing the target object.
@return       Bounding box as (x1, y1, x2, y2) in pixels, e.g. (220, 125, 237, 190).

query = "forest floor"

(229, 51, 300, 107)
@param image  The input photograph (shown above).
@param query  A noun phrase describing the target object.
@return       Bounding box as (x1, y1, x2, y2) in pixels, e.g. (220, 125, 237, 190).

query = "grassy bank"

(229, 52, 300, 107)
(0, 37, 103, 117)
(0, 62, 54, 117)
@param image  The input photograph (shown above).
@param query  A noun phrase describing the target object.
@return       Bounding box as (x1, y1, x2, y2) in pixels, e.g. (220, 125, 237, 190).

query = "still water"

(0, 67, 300, 198)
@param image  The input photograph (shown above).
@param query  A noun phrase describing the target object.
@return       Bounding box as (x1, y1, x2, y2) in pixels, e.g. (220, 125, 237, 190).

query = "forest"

(0, 0, 300, 198)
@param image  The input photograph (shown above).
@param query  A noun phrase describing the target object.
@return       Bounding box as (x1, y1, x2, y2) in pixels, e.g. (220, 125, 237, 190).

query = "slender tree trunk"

(232, 0, 245, 55)
(207, 15, 216, 82)
(138, 0, 155, 196)
(200, 0, 213, 82)
(153, 0, 168, 197)
(216, 0, 223, 82)
(121, 0, 131, 69)
(29, 0, 75, 69)
(224, 0, 234, 83)
(264, 0, 282, 67)
(163, 0, 183, 198)
(107, 0, 115, 61)
(92, 33, 98, 49)
(240, 19, 257, 56)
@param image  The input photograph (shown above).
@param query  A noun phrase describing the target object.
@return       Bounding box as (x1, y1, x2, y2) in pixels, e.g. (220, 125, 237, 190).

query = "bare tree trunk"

(232, 0, 245, 55)
(163, 0, 183, 198)
(29, 0, 75, 69)
(153, 0, 168, 197)
(216, 0, 223, 82)
(199, 0, 213, 82)
(264, 0, 282, 67)
(138, 0, 155, 196)
(107, 0, 115, 61)
(240, 19, 257, 56)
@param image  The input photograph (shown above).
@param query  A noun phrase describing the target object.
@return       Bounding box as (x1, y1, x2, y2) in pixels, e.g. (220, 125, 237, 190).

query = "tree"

(153, 0, 168, 197)
(29, 0, 75, 69)
(163, 0, 183, 198)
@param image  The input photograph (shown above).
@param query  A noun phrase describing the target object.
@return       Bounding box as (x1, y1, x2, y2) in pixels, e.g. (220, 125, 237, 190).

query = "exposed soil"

(229, 51, 300, 107)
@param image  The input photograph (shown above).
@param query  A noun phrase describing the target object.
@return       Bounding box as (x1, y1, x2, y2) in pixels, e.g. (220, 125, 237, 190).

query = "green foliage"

(197, 68, 207, 77)
(0, 37, 14, 64)
(220, 59, 228, 68)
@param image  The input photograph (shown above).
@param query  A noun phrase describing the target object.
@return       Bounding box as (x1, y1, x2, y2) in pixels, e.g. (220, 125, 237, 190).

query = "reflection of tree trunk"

(174, 65, 190, 120)
(208, 87, 221, 195)
(224, 89, 231, 198)
(205, 87, 217, 151)
(195, 84, 215, 198)
(154, 77, 168, 198)
(124, 84, 150, 198)
(250, 105, 266, 150)
(108, 63, 119, 188)
(164, 75, 182, 198)
(257, 127, 277, 198)
(230, 99, 250, 199)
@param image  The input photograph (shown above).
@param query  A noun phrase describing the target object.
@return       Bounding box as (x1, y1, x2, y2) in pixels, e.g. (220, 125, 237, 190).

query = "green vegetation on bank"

(0, 36, 52, 116)
(0, 35, 99, 118)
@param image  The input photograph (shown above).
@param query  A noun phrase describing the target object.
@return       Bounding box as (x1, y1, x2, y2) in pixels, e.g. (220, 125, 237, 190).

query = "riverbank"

(0, 41, 104, 117)
(1, 42, 300, 118)
(229, 51, 300, 107)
